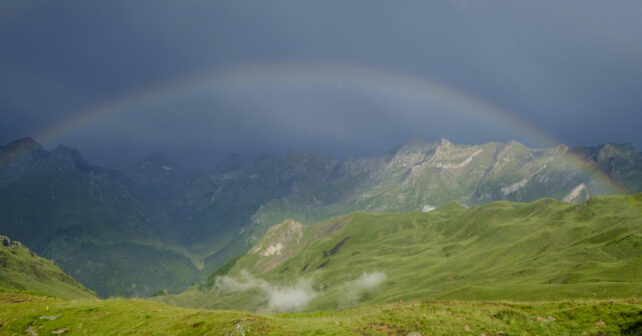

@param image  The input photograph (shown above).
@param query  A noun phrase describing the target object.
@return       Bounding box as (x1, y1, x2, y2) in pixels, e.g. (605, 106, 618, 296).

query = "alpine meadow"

(1, 1, 642, 335)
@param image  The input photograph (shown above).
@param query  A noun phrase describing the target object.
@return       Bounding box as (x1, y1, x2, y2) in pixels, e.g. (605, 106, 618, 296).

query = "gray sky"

(2, 0, 641, 168)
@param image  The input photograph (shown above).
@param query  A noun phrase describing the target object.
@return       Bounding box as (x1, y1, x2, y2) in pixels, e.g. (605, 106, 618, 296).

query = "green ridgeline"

(166, 193, 642, 312)
(0, 237, 95, 300)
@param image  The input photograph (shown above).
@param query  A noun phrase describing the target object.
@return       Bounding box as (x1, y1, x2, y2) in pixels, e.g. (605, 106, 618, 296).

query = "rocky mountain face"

(248, 139, 641, 234)
(0, 235, 23, 248)
(1, 137, 641, 297)
(572, 143, 642, 192)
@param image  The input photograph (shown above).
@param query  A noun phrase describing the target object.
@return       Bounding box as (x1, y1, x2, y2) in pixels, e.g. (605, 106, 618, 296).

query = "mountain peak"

(0, 136, 47, 165)
(506, 140, 526, 147)
(5, 136, 40, 148)
(600, 142, 630, 155)
(573, 142, 640, 165)
(43, 145, 95, 173)
(50, 144, 86, 161)
(1, 136, 43, 155)
(439, 138, 452, 146)
(555, 143, 569, 153)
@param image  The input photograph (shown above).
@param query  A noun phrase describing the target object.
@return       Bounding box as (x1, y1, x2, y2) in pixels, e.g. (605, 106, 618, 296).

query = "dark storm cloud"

(1, 0, 641, 168)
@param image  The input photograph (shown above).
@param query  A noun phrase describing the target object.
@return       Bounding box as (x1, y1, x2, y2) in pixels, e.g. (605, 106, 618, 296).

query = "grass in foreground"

(1, 292, 641, 335)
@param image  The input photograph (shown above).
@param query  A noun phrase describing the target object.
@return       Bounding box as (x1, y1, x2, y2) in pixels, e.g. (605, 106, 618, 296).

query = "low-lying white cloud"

(216, 270, 316, 312)
(422, 204, 435, 213)
(216, 270, 387, 311)
(344, 271, 386, 293)
(352, 272, 386, 289)
(339, 271, 387, 305)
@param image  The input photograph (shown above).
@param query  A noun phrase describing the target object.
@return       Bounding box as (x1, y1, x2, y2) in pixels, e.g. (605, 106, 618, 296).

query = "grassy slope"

(167, 194, 642, 311)
(0, 243, 95, 300)
(1, 292, 641, 335)
(0, 175, 200, 297)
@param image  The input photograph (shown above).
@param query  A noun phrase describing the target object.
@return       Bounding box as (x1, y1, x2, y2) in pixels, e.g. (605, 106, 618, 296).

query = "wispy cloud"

(339, 271, 387, 305)
(216, 270, 387, 312)
(216, 270, 317, 312)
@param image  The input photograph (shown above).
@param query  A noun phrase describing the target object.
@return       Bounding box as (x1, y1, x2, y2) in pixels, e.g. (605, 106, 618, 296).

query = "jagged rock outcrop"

(250, 219, 303, 257)
(563, 183, 590, 203)
(0, 235, 23, 248)
(1, 235, 13, 247)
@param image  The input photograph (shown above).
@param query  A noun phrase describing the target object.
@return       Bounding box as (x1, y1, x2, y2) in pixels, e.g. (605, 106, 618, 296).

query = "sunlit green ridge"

(166, 193, 642, 312)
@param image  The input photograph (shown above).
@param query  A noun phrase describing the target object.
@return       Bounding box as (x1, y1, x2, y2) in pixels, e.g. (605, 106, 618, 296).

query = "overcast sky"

(2, 0, 641, 168)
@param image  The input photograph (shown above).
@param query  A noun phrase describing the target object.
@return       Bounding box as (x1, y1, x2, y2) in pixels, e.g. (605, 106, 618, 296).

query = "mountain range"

(1, 136, 641, 297)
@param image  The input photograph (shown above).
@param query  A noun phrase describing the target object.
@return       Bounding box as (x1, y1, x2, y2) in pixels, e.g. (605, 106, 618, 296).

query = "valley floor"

(1, 291, 640, 335)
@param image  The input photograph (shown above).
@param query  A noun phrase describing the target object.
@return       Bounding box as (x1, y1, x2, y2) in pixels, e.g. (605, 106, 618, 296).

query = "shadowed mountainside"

(0, 235, 95, 299)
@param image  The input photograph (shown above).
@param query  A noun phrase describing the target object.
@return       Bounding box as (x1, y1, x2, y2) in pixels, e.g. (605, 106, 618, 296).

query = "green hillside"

(1, 292, 641, 335)
(165, 193, 642, 312)
(1, 232, 640, 335)
(0, 236, 95, 300)
(122, 139, 642, 281)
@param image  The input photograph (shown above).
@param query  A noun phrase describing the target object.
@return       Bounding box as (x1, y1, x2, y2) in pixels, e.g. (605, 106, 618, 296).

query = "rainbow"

(35, 62, 551, 147)
(7, 62, 634, 195)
